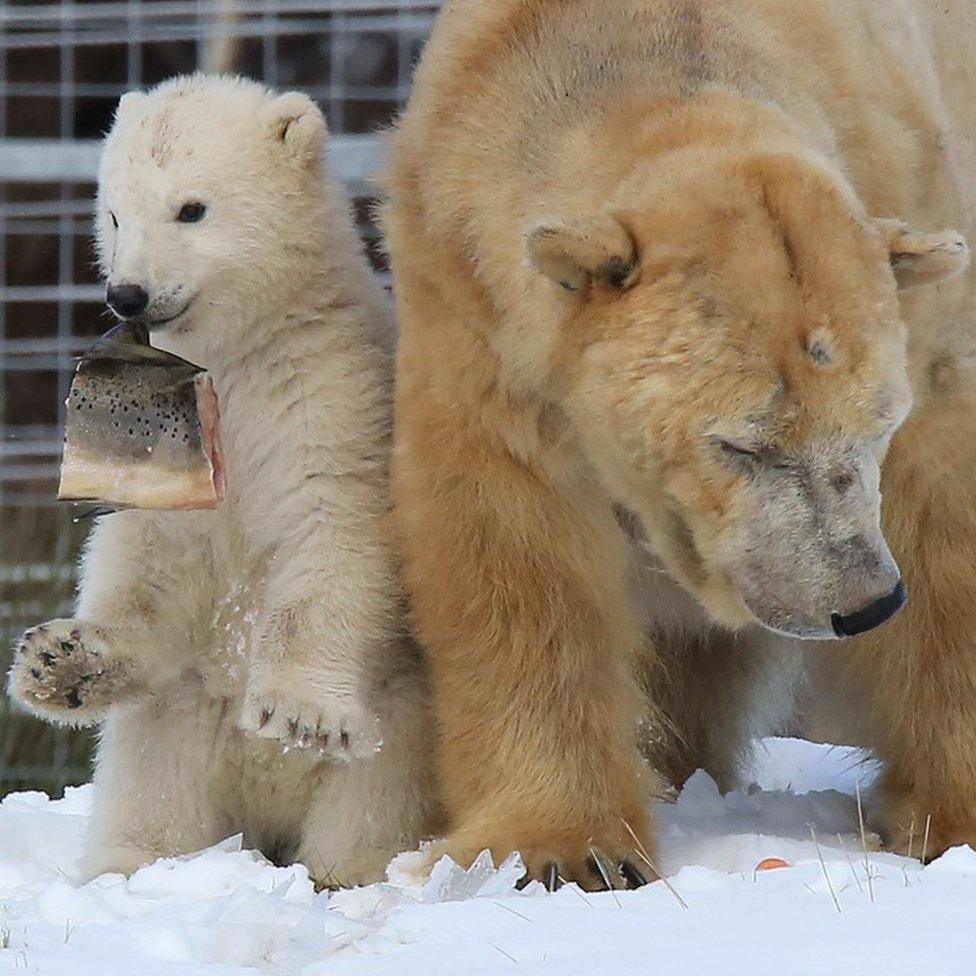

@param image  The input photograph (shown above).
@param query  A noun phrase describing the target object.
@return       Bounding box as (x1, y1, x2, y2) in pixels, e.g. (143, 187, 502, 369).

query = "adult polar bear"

(384, 0, 975, 887)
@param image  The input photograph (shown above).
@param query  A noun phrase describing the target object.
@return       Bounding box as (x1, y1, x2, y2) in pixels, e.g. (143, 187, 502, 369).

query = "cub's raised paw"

(239, 686, 382, 760)
(7, 619, 138, 725)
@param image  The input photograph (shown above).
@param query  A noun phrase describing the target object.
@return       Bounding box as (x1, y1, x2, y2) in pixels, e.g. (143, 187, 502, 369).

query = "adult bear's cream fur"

(383, 0, 975, 886)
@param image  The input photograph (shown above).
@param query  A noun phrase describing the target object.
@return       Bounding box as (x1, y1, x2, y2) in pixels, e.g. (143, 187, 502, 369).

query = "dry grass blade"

(809, 825, 842, 914)
(855, 781, 875, 903)
(491, 943, 518, 965)
(558, 876, 595, 908)
(588, 846, 622, 908)
(836, 832, 864, 894)
(621, 818, 690, 910)
(903, 815, 917, 887)
(922, 814, 932, 867)
(494, 901, 533, 924)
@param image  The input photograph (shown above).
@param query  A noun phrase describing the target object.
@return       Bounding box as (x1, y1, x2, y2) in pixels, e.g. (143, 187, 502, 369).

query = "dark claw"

(620, 860, 648, 888)
(258, 706, 274, 729)
(586, 851, 614, 891)
(317, 732, 330, 750)
(543, 861, 562, 892)
(286, 717, 300, 738)
(65, 688, 82, 709)
(339, 731, 350, 749)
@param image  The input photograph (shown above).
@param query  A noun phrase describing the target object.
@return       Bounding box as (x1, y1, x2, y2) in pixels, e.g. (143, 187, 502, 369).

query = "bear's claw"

(544, 861, 561, 891)
(515, 850, 648, 892)
(239, 688, 381, 761)
(439, 829, 657, 894)
(618, 859, 649, 888)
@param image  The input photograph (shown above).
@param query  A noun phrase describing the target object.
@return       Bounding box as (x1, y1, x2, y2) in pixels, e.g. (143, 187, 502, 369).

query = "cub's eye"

(177, 202, 206, 224)
(110, 211, 118, 229)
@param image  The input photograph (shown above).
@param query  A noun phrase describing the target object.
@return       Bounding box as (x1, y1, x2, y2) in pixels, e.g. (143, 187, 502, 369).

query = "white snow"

(1, 738, 975, 975)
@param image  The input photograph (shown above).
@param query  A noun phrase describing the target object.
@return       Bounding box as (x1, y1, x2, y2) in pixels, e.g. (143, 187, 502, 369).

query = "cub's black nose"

(106, 283, 149, 319)
(832, 580, 908, 638)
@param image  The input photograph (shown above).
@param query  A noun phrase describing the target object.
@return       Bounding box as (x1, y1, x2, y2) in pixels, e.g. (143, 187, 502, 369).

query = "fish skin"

(58, 322, 225, 511)
(83, 320, 200, 370)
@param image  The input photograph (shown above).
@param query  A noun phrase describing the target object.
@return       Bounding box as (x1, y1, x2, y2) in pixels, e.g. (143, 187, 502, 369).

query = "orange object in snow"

(755, 857, 790, 871)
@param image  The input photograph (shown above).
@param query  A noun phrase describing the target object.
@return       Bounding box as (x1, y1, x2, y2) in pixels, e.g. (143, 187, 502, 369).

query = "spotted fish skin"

(58, 322, 225, 510)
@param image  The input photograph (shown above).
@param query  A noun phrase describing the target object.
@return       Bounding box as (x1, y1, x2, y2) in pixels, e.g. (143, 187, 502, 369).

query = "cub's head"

(96, 75, 330, 334)
(527, 150, 968, 639)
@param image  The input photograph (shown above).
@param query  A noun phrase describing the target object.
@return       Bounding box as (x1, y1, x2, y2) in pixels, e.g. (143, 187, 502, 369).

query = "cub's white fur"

(8, 75, 434, 885)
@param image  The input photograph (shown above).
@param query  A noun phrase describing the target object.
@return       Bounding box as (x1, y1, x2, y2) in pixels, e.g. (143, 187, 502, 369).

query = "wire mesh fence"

(0, 0, 439, 796)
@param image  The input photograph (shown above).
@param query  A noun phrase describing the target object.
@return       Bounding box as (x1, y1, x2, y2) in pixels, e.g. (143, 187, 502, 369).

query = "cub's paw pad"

(240, 692, 381, 760)
(8, 619, 132, 724)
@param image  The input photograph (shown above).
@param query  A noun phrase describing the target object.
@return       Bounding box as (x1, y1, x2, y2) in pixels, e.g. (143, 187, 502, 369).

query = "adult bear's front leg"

(394, 379, 659, 891)
(819, 409, 976, 861)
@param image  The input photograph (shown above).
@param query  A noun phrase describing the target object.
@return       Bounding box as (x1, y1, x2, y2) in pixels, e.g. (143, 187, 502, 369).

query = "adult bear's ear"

(527, 215, 638, 295)
(266, 91, 326, 167)
(875, 218, 970, 289)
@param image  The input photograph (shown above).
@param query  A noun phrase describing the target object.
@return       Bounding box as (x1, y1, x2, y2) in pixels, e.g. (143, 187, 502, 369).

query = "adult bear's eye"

(714, 438, 762, 465)
(177, 202, 207, 223)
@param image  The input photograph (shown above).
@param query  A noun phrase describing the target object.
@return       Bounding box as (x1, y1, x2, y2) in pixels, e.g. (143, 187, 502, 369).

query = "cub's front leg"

(240, 594, 386, 759)
(7, 510, 211, 726)
(231, 355, 399, 761)
(238, 490, 398, 759)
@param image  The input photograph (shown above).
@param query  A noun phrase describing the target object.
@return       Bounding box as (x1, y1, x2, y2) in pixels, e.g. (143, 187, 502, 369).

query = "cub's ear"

(114, 90, 147, 125)
(527, 215, 638, 294)
(266, 91, 326, 166)
(875, 218, 970, 289)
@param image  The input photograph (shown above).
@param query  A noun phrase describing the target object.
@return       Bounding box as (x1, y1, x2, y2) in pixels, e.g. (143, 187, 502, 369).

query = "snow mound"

(0, 738, 973, 975)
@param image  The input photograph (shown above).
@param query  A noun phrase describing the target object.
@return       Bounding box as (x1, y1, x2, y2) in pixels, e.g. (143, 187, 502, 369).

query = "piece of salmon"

(58, 321, 226, 510)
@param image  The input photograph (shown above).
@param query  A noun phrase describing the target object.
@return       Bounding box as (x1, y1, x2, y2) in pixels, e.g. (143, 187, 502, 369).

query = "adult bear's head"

(524, 148, 968, 640)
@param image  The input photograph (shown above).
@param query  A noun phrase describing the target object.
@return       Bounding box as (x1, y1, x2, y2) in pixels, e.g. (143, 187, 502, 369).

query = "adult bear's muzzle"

(831, 579, 908, 637)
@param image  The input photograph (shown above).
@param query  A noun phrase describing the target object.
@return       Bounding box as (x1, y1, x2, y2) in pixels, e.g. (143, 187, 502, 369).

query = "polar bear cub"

(8, 75, 434, 886)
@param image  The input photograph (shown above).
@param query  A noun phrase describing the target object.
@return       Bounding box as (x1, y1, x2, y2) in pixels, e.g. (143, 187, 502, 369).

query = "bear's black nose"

(106, 283, 149, 319)
(831, 580, 908, 637)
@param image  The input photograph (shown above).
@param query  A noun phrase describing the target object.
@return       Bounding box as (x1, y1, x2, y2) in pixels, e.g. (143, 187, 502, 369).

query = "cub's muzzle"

(106, 283, 149, 319)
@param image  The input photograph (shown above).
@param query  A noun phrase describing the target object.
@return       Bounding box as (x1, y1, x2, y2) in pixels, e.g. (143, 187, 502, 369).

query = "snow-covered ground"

(1, 738, 975, 975)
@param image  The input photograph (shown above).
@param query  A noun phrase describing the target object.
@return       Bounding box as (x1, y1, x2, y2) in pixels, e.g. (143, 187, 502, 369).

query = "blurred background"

(0, 0, 439, 797)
